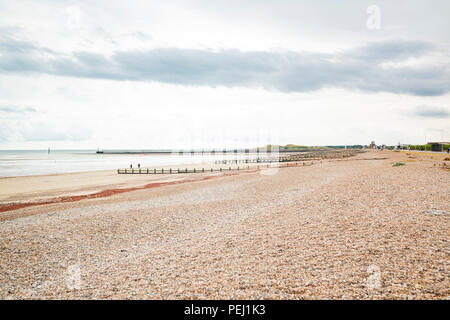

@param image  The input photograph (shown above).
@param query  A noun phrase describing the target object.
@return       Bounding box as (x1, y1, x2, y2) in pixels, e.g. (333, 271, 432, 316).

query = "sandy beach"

(0, 158, 284, 206)
(0, 150, 448, 299)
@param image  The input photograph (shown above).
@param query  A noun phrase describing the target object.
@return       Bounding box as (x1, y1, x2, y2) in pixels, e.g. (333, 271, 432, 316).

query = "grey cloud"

(0, 34, 449, 96)
(0, 106, 36, 113)
(347, 40, 436, 63)
(414, 106, 450, 118)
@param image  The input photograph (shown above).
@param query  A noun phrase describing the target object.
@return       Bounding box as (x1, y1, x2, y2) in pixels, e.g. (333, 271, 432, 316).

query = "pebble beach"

(0, 150, 448, 299)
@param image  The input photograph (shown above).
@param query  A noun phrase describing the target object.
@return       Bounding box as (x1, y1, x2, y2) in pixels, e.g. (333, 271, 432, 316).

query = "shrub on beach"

(392, 162, 405, 167)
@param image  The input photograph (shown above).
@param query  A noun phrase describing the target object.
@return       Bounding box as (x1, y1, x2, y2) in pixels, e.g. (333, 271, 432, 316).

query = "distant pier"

(97, 148, 334, 155)
(116, 149, 363, 174)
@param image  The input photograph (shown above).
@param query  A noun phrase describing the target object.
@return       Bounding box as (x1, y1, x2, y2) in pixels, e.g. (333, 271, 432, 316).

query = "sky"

(0, 0, 449, 149)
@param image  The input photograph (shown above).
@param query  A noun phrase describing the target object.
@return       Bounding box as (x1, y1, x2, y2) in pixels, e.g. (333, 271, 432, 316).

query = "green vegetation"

(384, 143, 450, 151)
(392, 162, 405, 167)
(399, 144, 450, 151)
(283, 144, 309, 149)
(260, 144, 331, 150)
(280, 144, 330, 150)
(326, 145, 366, 149)
(408, 144, 432, 151)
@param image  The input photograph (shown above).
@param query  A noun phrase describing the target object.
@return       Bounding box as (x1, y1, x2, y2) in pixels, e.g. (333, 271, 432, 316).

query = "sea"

(0, 150, 256, 177)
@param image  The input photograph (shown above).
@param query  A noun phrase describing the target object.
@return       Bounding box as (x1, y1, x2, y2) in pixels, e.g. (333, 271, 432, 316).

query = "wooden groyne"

(116, 150, 363, 174)
(215, 149, 363, 164)
(117, 161, 314, 174)
(98, 148, 345, 155)
(215, 158, 279, 164)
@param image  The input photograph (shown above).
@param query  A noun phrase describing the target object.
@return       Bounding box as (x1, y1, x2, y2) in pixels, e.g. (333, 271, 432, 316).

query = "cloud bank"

(0, 34, 448, 96)
(413, 105, 450, 118)
(0, 106, 36, 113)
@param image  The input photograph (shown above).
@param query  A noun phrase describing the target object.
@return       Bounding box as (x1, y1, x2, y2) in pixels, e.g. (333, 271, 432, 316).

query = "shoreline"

(0, 160, 235, 202)
(0, 158, 312, 206)
(0, 169, 258, 216)
(0, 160, 314, 215)
(0, 150, 448, 299)
(1, 149, 447, 212)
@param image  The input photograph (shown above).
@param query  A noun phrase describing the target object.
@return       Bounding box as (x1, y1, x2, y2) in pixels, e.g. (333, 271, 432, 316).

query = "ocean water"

(0, 150, 256, 177)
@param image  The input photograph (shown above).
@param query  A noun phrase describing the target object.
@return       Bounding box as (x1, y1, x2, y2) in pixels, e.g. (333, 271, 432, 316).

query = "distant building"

(369, 141, 376, 149)
(427, 142, 450, 152)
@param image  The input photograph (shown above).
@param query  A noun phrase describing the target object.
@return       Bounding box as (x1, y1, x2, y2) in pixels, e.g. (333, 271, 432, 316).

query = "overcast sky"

(0, 0, 449, 149)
